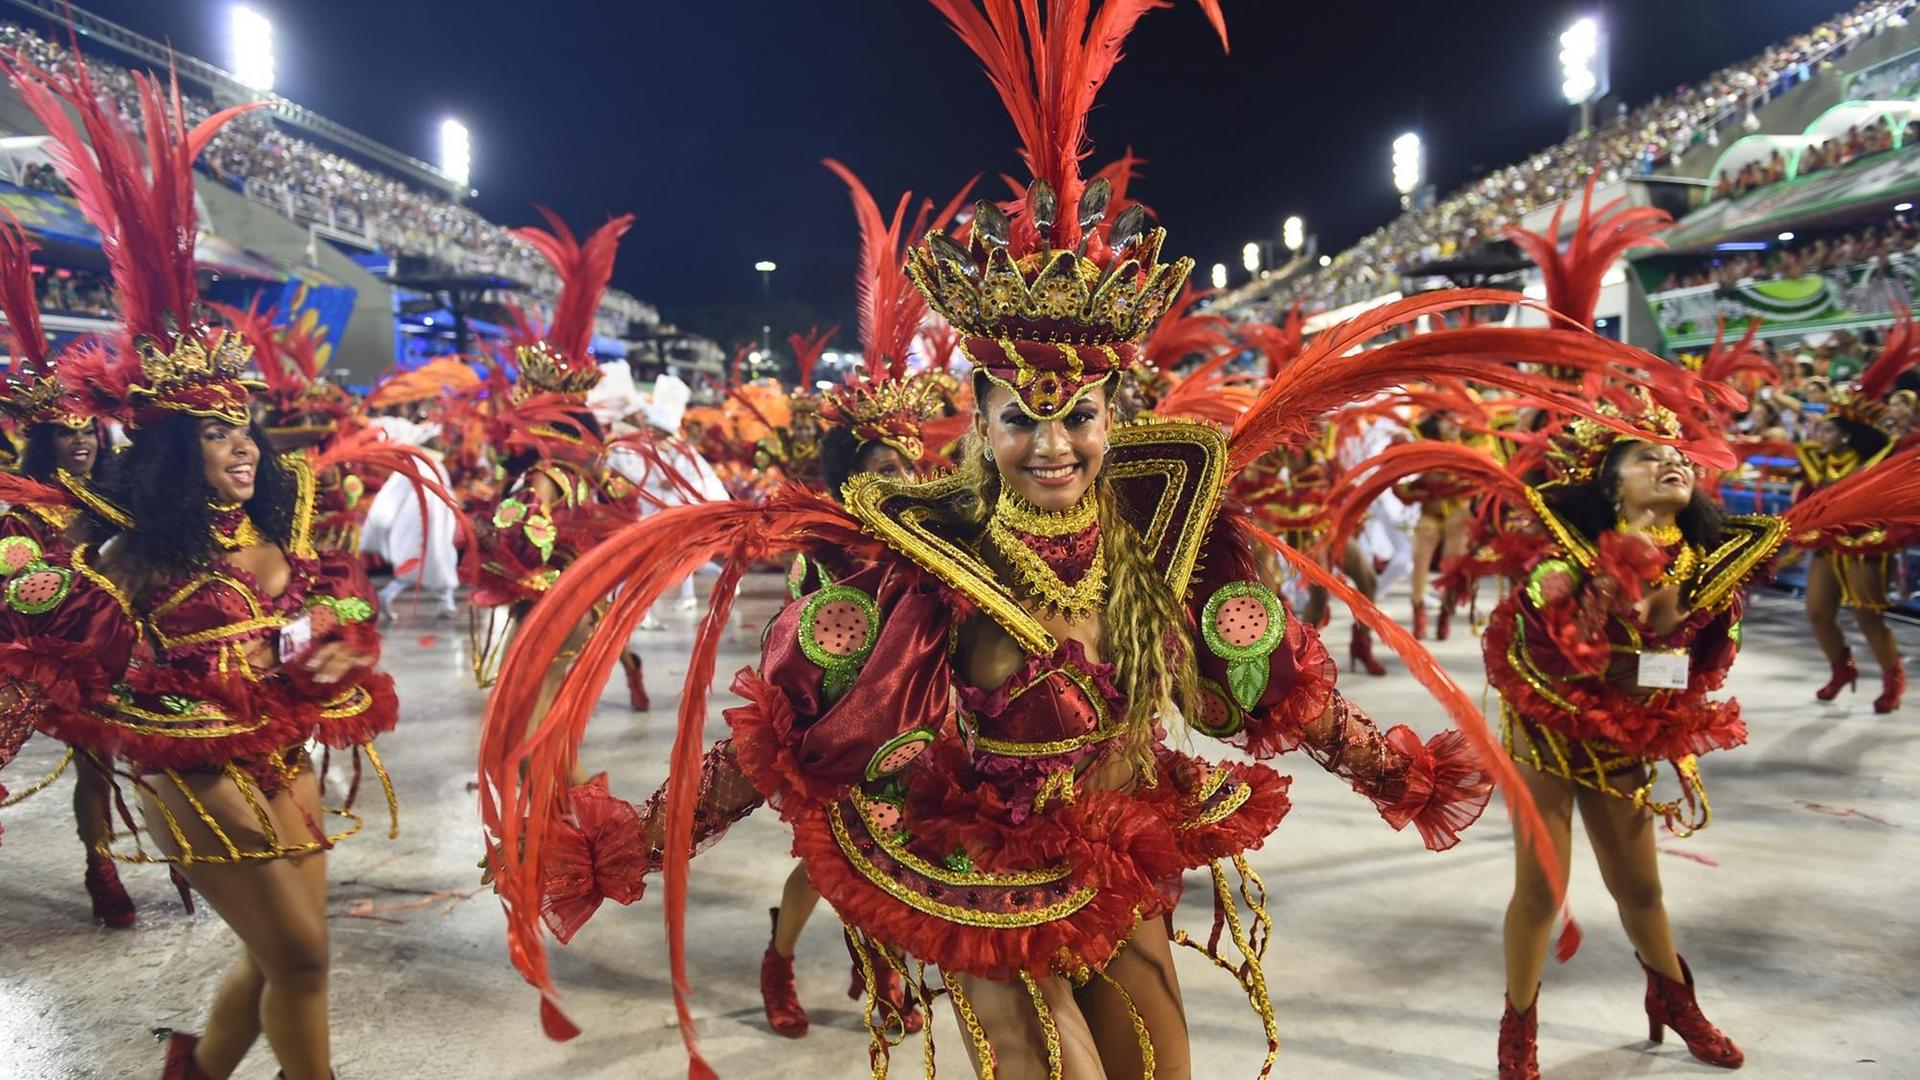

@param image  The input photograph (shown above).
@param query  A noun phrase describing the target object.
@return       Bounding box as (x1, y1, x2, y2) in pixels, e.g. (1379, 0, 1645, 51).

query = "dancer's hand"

(300, 641, 375, 684)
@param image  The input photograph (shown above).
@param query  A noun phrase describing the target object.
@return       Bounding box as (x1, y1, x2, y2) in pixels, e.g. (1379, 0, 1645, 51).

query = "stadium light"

(754, 260, 777, 273)
(1319, 254, 1332, 267)
(439, 118, 472, 188)
(229, 6, 274, 95)
(1242, 242, 1261, 274)
(1559, 17, 1608, 132)
(1777, 231, 1795, 242)
(1392, 132, 1423, 205)
(1283, 215, 1304, 253)
(1897, 202, 1914, 212)
(1210, 262, 1228, 290)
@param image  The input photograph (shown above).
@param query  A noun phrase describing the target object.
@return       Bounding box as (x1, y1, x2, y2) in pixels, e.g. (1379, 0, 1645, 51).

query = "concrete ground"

(0, 572, 1914, 1079)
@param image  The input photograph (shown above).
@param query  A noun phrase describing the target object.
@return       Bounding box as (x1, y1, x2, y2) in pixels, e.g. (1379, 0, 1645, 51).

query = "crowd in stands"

(1723, 325, 1920, 447)
(1261, 0, 1919, 316)
(33, 267, 116, 318)
(1714, 116, 1916, 198)
(1653, 215, 1920, 291)
(0, 22, 654, 336)
(17, 160, 69, 195)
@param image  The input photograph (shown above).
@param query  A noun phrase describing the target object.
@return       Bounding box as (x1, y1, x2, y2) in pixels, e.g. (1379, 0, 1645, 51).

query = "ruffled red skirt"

(727, 669, 1291, 982)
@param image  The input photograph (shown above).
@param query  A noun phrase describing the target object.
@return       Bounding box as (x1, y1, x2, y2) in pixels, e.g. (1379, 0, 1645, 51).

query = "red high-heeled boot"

(849, 952, 924, 1035)
(1349, 625, 1387, 676)
(160, 1031, 210, 1080)
(1816, 648, 1857, 701)
(621, 653, 650, 712)
(1874, 660, 1905, 714)
(761, 907, 809, 1038)
(1411, 602, 1428, 640)
(1641, 954, 1743, 1069)
(85, 852, 136, 928)
(1498, 991, 1540, 1080)
(1436, 602, 1453, 641)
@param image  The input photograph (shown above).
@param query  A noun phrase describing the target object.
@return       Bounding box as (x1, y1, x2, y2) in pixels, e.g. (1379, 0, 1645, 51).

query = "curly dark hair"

(86, 414, 299, 592)
(822, 426, 902, 503)
(1543, 439, 1726, 553)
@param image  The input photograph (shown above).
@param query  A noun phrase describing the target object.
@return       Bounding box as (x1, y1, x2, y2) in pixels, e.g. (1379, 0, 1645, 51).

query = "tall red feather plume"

(1226, 288, 1735, 474)
(1505, 178, 1671, 329)
(0, 213, 48, 380)
(919, 316, 964, 372)
(1855, 302, 1920, 400)
(1149, 350, 1254, 425)
(1, 51, 262, 350)
(478, 490, 878, 1072)
(786, 324, 838, 387)
(922, 0, 1226, 254)
(822, 159, 975, 379)
(1321, 441, 1530, 557)
(1238, 302, 1304, 379)
(512, 208, 635, 368)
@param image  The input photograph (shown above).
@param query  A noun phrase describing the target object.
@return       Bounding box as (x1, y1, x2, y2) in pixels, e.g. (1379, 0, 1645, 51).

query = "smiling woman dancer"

(475, 4, 1751, 1076)
(0, 54, 399, 1080)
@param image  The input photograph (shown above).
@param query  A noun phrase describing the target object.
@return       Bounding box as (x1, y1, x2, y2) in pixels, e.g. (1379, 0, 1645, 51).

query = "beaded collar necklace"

(985, 487, 1105, 623)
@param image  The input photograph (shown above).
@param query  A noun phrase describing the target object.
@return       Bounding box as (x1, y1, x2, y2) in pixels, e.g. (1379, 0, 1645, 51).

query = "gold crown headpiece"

(819, 375, 942, 462)
(512, 342, 604, 404)
(0, 371, 87, 430)
(128, 331, 261, 428)
(906, 178, 1192, 420)
(1543, 396, 1684, 487)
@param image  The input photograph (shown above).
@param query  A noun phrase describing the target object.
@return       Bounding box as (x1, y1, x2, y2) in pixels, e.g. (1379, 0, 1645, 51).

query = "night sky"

(66, 0, 1848, 338)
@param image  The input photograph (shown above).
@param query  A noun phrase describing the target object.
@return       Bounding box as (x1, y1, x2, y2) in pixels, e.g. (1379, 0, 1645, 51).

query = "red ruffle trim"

(1152, 751, 1294, 868)
(723, 667, 849, 813)
(1369, 727, 1490, 852)
(1232, 623, 1338, 760)
(540, 775, 647, 944)
(310, 672, 400, 749)
(787, 785, 1169, 982)
(51, 667, 306, 772)
(0, 636, 119, 731)
(1484, 604, 1749, 761)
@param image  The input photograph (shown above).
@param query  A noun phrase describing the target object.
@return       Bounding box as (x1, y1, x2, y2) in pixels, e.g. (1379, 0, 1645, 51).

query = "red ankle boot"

(1816, 648, 1858, 701)
(1349, 625, 1388, 676)
(761, 907, 809, 1038)
(160, 1031, 210, 1080)
(1436, 603, 1453, 641)
(85, 853, 136, 928)
(850, 952, 924, 1035)
(1498, 990, 1540, 1080)
(1412, 602, 1428, 640)
(1874, 660, 1905, 714)
(621, 653, 649, 712)
(1641, 954, 1743, 1069)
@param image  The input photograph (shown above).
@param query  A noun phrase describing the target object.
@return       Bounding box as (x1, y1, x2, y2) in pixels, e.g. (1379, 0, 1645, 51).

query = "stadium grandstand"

(0, 0, 721, 386)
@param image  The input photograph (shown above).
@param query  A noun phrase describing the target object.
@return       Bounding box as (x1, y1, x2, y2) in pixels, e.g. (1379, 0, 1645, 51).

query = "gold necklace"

(210, 502, 265, 551)
(1652, 544, 1701, 591)
(1618, 517, 1683, 546)
(986, 490, 1106, 622)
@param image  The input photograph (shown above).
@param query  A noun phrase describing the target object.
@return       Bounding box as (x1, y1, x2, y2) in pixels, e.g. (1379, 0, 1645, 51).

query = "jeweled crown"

(819, 374, 941, 461)
(906, 178, 1191, 348)
(513, 342, 604, 403)
(1544, 397, 1684, 486)
(131, 331, 259, 427)
(0, 371, 85, 429)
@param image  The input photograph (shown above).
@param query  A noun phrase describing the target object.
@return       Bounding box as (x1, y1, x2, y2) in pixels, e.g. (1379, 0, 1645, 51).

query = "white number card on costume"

(278, 613, 314, 664)
(1637, 649, 1690, 690)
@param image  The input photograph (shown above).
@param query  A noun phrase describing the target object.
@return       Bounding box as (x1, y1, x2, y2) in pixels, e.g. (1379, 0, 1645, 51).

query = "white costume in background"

(358, 417, 459, 616)
(1339, 412, 1417, 597)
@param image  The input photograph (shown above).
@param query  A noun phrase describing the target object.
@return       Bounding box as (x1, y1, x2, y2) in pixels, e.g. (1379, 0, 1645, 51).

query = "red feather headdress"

(785, 324, 838, 389)
(906, 0, 1228, 419)
(0, 213, 84, 430)
(816, 159, 973, 462)
(2, 47, 263, 428)
(207, 298, 351, 436)
(1506, 178, 1670, 331)
(509, 207, 634, 402)
(1832, 303, 1920, 427)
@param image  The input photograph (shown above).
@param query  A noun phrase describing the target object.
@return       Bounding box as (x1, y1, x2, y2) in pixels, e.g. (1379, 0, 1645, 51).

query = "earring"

(983, 446, 995, 463)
